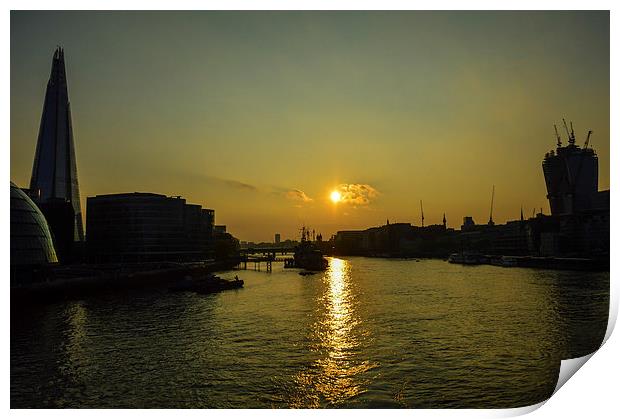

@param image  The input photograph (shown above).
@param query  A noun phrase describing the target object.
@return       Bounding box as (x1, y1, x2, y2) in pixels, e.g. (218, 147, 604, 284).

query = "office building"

(86, 192, 215, 263)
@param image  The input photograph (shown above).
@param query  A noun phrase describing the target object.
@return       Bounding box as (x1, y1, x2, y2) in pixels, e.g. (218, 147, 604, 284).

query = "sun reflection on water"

(324, 258, 355, 354)
(290, 257, 376, 407)
(59, 302, 90, 384)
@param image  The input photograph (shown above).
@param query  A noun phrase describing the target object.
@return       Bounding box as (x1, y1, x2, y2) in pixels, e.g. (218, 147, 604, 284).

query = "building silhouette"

(28, 47, 84, 263)
(333, 121, 609, 260)
(10, 182, 58, 285)
(543, 124, 599, 215)
(86, 192, 215, 263)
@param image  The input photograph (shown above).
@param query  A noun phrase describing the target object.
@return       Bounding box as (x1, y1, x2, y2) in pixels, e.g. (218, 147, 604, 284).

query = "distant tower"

(487, 185, 495, 226)
(520, 206, 524, 221)
(274, 233, 281, 244)
(29, 47, 84, 261)
(543, 120, 598, 215)
(442, 213, 447, 228)
(420, 200, 425, 227)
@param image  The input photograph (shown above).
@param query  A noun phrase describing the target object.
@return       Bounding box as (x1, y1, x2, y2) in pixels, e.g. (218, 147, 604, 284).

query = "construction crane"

(554, 124, 562, 147)
(488, 185, 495, 226)
(420, 200, 425, 227)
(584, 130, 593, 150)
(562, 118, 573, 145)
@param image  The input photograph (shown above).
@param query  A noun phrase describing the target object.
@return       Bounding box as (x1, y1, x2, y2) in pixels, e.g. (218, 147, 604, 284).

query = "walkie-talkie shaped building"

(543, 123, 598, 216)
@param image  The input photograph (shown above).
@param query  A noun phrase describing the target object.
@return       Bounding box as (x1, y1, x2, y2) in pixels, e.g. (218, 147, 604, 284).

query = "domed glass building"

(10, 182, 58, 283)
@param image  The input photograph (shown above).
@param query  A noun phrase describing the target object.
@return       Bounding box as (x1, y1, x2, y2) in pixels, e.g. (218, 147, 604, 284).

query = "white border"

(3, 2, 617, 418)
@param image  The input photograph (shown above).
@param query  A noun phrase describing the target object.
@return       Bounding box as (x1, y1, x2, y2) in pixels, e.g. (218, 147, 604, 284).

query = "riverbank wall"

(11, 259, 239, 304)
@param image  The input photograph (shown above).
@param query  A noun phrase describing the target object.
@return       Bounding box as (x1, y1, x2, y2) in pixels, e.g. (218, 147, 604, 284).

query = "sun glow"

(330, 190, 342, 203)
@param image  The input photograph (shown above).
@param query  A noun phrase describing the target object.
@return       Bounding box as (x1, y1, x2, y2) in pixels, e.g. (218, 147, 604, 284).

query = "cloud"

(218, 178, 257, 191)
(205, 176, 257, 191)
(285, 189, 313, 203)
(336, 183, 379, 206)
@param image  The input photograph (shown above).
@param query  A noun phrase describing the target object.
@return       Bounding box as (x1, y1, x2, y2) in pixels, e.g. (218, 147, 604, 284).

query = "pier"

(237, 247, 295, 272)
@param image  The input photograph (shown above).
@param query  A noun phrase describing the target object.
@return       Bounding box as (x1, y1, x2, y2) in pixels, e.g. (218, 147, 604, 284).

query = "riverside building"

(333, 121, 609, 259)
(86, 192, 215, 263)
(10, 182, 59, 285)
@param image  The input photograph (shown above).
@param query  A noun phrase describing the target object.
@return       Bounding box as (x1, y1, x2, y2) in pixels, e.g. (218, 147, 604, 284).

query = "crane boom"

(420, 200, 425, 227)
(584, 130, 592, 149)
(562, 118, 571, 141)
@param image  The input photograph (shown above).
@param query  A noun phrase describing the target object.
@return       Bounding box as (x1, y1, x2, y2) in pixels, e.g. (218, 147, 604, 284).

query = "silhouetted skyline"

(10, 11, 610, 241)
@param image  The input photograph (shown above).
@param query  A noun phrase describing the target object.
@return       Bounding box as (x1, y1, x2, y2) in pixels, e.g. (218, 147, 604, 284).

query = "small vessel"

(299, 271, 317, 276)
(501, 256, 518, 267)
(169, 274, 244, 294)
(448, 253, 464, 264)
(489, 255, 504, 266)
(448, 252, 482, 265)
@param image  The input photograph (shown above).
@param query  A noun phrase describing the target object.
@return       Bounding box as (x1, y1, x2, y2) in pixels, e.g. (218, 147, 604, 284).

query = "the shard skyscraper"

(29, 47, 84, 262)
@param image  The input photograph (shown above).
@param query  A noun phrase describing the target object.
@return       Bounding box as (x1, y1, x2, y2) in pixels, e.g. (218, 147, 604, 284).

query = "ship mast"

(420, 200, 425, 227)
(488, 185, 495, 226)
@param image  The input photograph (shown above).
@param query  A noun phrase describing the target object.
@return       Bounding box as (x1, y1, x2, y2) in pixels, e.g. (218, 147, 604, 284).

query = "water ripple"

(11, 258, 609, 408)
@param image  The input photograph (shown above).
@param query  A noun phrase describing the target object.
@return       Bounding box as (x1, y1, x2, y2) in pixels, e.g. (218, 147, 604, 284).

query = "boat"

(488, 255, 504, 266)
(299, 271, 317, 276)
(294, 243, 328, 271)
(169, 274, 244, 294)
(448, 252, 482, 265)
(500, 256, 518, 267)
(293, 226, 328, 271)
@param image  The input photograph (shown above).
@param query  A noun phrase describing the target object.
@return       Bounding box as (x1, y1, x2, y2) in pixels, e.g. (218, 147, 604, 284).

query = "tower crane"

(584, 130, 592, 150)
(554, 124, 562, 147)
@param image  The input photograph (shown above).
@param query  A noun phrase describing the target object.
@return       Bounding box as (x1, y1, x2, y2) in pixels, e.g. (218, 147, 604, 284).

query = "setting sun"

(330, 190, 342, 203)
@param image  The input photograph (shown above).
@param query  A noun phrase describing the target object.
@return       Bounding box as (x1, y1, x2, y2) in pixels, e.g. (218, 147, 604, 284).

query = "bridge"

(237, 247, 296, 272)
(239, 247, 295, 256)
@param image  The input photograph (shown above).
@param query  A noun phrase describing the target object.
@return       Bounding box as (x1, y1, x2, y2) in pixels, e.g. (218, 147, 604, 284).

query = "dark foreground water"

(11, 258, 609, 408)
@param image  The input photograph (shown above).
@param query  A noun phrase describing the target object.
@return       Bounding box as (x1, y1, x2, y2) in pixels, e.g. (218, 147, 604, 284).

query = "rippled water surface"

(11, 258, 609, 408)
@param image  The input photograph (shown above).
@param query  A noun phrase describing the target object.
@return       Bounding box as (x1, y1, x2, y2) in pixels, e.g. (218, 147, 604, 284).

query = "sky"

(10, 11, 610, 242)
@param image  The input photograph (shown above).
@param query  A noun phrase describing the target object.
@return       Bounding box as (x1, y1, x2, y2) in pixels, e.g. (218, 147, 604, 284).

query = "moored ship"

(293, 226, 328, 271)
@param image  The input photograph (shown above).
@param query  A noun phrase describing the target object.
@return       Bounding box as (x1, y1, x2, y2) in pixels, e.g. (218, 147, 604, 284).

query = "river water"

(11, 257, 609, 408)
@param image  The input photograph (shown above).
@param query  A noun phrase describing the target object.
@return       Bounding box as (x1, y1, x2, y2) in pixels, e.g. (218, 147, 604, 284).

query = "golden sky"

(10, 11, 610, 242)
